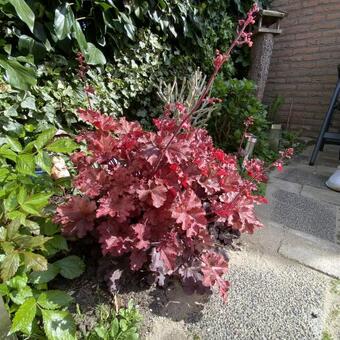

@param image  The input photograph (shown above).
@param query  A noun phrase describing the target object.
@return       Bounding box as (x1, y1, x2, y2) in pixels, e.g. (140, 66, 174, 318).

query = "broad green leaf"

(38, 290, 73, 310)
(6, 274, 28, 289)
(16, 154, 35, 175)
(0, 283, 9, 296)
(7, 210, 26, 223)
(23, 219, 40, 235)
(9, 0, 35, 33)
(0, 168, 10, 181)
(54, 3, 75, 40)
(73, 20, 87, 52)
(4, 191, 18, 212)
(0, 56, 36, 90)
(6, 136, 22, 153)
(42, 309, 76, 340)
(0, 252, 20, 281)
(86, 42, 106, 65)
(44, 235, 68, 256)
(110, 318, 119, 337)
(17, 186, 27, 205)
(24, 252, 48, 271)
(9, 285, 33, 305)
(46, 138, 78, 153)
(34, 128, 57, 150)
(14, 235, 50, 249)
(40, 219, 59, 236)
(29, 263, 60, 284)
(6, 219, 21, 240)
(25, 193, 52, 210)
(0, 144, 17, 162)
(9, 297, 36, 335)
(54, 255, 85, 279)
(35, 151, 52, 174)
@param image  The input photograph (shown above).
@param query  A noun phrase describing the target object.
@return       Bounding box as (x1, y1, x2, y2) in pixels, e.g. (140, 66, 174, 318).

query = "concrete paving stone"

(188, 246, 330, 340)
(279, 233, 340, 279)
(301, 185, 340, 206)
(274, 167, 329, 189)
(257, 188, 337, 242)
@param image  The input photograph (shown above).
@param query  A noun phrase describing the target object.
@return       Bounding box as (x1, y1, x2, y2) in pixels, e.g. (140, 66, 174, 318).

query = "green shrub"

(0, 128, 84, 339)
(208, 77, 276, 161)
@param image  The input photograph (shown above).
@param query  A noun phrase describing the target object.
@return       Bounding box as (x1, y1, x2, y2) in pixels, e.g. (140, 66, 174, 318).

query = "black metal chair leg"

(309, 80, 340, 165)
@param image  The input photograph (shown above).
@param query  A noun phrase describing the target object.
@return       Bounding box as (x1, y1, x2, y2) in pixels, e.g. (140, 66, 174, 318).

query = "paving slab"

(301, 185, 340, 206)
(278, 231, 340, 279)
(257, 186, 337, 242)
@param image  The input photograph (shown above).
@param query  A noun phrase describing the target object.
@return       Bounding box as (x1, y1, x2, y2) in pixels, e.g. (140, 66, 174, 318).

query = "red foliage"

(54, 110, 268, 301)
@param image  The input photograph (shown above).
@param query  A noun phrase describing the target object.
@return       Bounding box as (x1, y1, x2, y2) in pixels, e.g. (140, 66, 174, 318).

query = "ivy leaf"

(0, 252, 20, 282)
(24, 252, 48, 271)
(46, 138, 78, 153)
(86, 42, 106, 65)
(21, 95, 36, 110)
(37, 290, 73, 310)
(0, 56, 36, 90)
(42, 309, 76, 340)
(16, 154, 35, 175)
(29, 263, 60, 284)
(8, 0, 35, 33)
(54, 255, 85, 279)
(54, 3, 75, 40)
(6, 136, 22, 153)
(9, 297, 36, 335)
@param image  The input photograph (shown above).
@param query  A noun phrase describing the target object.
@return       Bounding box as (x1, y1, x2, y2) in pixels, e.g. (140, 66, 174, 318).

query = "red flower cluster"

(54, 110, 268, 301)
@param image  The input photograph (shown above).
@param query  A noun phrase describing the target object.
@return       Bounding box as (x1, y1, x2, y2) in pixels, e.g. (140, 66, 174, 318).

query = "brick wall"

(263, 0, 340, 137)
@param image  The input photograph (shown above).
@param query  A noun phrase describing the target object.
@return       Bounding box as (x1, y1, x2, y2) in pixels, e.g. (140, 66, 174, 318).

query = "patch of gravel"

(187, 248, 330, 340)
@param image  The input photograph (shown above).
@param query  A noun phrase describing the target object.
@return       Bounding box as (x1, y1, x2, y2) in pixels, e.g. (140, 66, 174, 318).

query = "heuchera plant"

(54, 4, 292, 301)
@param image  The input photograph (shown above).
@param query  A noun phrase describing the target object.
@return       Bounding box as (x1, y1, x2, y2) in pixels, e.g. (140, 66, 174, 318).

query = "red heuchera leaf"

(54, 196, 96, 238)
(172, 189, 207, 237)
(201, 252, 229, 301)
(137, 179, 168, 208)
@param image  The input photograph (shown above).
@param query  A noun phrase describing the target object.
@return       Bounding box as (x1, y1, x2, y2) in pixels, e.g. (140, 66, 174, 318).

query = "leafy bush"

(0, 128, 85, 339)
(208, 78, 277, 162)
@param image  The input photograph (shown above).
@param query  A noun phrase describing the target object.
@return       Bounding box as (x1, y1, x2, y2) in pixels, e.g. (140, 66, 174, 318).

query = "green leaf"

(24, 219, 40, 235)
(4, 191, 18, 212)
(17, 186, 28, 205)
(9, 0, 35, 33)
(6, 274, 28, 289)
(46, 138, 78, 153)
(6, 219, 21, 240)
(110, 318, 119, 337)
(25, 193, 52, 210)
(14, 235, 50, 249)
(21, 95, 36, 110)
(0, 252, 20, 281)
(0, 56, 36, 90)
(9, 285, 33, 305)
(0, 168, 10, 181)
(0, 144, 17, 162)
(24, 252, 48, 271)
(29, 263, 60, 284)
(9, 297, 36, 335)
(35, 151, 52, 174)
(16, 154, 35, 175)
(34, 128, 57, 150)
(0, 283, 9, 296)
(54, 255, 85, 279)
(42, 309, 76, 340)
(54, 3, 75, 40)
(73, 20, 87, 52)
(86, 42, 106, 65)
(44, 235, 68, 256)
(6, 136, 22, 153)
(38, 290, 73, 310)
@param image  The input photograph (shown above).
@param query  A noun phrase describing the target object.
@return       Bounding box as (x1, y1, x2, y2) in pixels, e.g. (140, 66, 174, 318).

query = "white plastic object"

(326, 166, 340, 192)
